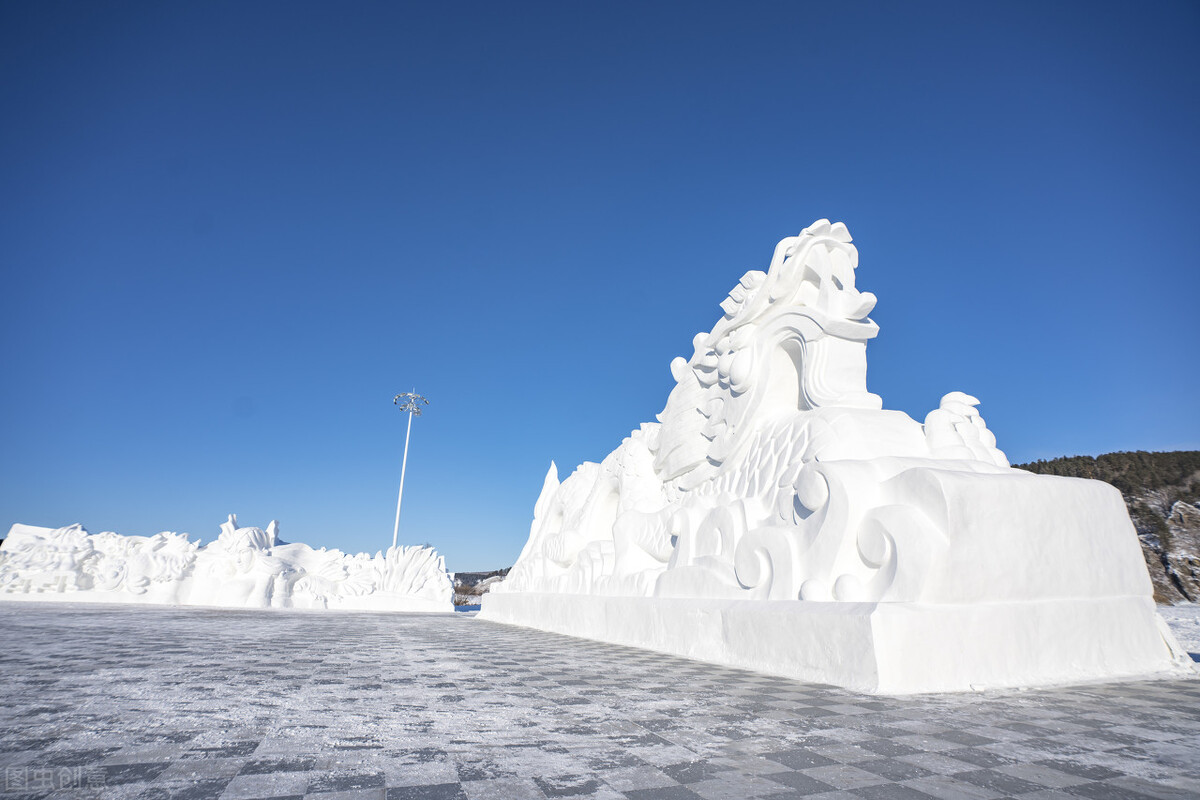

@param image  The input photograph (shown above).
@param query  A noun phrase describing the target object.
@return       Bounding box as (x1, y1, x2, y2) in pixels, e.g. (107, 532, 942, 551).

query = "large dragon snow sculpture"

(483, 220, 1191, 693)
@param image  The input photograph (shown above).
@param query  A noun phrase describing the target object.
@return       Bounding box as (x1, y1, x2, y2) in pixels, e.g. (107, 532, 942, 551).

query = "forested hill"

(1014, 451, 1200, 498)
(1013, 451, 1200, 604)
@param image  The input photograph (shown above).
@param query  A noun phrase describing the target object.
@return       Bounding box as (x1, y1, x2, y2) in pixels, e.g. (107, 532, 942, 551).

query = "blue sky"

(2, 1, 1197, 571)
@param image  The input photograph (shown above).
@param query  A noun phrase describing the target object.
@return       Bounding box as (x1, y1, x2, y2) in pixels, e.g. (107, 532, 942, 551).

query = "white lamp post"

(392, 391, 428, 549)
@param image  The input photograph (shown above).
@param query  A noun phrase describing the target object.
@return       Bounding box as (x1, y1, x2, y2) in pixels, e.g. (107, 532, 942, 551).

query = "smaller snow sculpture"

(482, 220, 1193, 693)
(0, 515, 453, 612)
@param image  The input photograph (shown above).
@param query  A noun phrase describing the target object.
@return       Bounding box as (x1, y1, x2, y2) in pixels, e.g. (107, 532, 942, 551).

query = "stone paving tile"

(220, 770, 311, 798)
(897, 774, 1005, 800)
(760, 768, 838, 793)
(0, 602, 1198, 800)
(1003, 763, 1096, 789)
(850, 783, 940, 799)
(461, 777, 543, 800)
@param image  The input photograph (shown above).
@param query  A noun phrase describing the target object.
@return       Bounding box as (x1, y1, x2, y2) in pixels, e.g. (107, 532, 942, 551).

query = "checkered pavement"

(1, 602, 1197, 800)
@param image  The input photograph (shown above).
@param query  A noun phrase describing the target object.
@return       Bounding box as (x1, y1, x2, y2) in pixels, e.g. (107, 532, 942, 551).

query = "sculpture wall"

(482, 220, 1193, 693)
(0, 515, 453, 612)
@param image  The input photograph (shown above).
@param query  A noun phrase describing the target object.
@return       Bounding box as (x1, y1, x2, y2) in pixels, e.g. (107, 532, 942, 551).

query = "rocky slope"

(1014, 451, 1200, 604)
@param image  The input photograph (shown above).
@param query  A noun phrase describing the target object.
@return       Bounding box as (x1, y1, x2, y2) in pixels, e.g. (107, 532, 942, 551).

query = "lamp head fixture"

(393, 392, 429, 416)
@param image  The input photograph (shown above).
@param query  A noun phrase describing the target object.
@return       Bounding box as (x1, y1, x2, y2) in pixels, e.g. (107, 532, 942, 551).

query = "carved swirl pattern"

(496, 220, 1011, 604)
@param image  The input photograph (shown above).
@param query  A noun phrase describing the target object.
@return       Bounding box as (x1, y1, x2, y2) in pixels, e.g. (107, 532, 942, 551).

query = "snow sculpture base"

(0, 584, 451, 614)
(482, 220, 1194, 694)
(482, 594, 1180, 695)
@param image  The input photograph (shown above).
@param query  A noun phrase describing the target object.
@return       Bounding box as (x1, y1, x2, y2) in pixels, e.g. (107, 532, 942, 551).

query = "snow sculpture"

(482, 220, 1193, 693)
(0, 515, 453, 612)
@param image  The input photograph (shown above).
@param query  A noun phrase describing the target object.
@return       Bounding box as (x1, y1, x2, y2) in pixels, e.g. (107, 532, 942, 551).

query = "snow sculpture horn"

(481, 220, 1192, 694)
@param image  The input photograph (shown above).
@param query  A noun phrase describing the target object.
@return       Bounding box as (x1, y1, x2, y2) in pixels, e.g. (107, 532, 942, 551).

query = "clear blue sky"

(2, 1, 1197, 571)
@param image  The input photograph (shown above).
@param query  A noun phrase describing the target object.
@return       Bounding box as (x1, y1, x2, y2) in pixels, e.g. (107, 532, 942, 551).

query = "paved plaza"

(1, 603, 1198, 800)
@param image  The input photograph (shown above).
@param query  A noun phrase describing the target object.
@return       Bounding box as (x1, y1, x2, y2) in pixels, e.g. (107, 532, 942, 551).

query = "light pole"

(392, 391, 428, 550)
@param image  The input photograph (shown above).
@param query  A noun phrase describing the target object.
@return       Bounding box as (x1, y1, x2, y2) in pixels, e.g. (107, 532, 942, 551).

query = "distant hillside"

(1014, 451, 1200, 603)
(452, 568, 510, 607)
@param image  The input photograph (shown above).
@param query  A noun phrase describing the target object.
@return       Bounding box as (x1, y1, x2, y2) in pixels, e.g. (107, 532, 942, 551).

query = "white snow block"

(0, 516, 454, 613)
(482, 594, 1178, 694)
(481, 220, 1194, 693)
